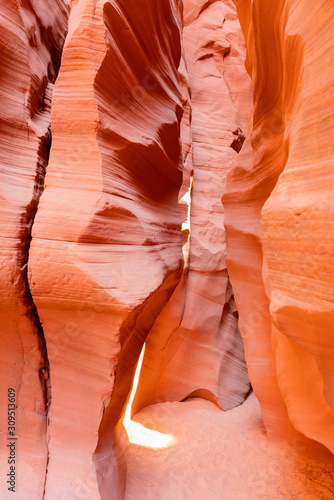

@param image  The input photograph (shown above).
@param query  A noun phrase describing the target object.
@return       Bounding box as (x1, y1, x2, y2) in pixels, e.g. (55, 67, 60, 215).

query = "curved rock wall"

(0, 1, 68, 498)
(1, 0, 333, 499)
(224, 0, 334, 458)
(262, 0, 334, 455)
(28, 0, 184, 498)
(132, 0, 252, 415)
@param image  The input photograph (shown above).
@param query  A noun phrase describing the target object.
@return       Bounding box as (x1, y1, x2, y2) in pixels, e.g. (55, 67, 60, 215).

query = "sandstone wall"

(132, 0, 252, 415)
(224, 0, 334, 459)
(0, 1, 68, 498)
(0, 0, 333, 499)
(28, 0, 184, 498)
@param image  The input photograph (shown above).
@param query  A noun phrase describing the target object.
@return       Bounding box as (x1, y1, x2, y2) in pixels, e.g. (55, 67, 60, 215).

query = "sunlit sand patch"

(123, 344, 177, 450)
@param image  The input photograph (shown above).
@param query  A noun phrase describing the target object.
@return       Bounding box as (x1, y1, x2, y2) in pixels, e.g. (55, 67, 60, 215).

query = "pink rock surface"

(262, 0, 334, 454)
(0, 1, 68, 498)
(224, 0, 334, 459)
(132, 0, 252, 416)
(28, 0, 184, 497)
(0, 0, 333, 498)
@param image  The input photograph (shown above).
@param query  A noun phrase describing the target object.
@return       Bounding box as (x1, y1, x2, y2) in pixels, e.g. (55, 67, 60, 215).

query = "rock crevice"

(0, 0, 333, 499)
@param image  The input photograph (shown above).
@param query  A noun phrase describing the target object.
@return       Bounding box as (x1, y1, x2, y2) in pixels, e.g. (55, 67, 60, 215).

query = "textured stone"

(132, 0, 252, 417)
(0, 1, 68, 498)
(224, 0, 334, 459)
(1, 0, 333, 498)
(29, 0, 184, 498)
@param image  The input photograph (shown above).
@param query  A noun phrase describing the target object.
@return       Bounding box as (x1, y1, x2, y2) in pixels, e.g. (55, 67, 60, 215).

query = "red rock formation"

(132, 0, 252, 417)
(1, 0, 333, 498)
(0, 1, 68, 498)
(224, 0, 334, 459)
(262, 0, 334, 455)
(29, 0, 184, 497)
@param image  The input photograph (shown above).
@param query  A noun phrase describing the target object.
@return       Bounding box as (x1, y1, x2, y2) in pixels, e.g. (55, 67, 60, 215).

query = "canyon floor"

(124, 393, 334, 500)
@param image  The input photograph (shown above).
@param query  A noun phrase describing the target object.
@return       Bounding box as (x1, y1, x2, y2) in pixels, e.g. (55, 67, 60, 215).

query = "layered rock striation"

(29, 0, 184, 498)
(0, 0, 333, 499)
(224, 0, 334, 458)
(0, 1, 68, 498)
(132, 0, 252, 415)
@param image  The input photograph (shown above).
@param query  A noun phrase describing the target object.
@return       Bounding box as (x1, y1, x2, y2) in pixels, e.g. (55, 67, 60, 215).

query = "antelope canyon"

(0, 0, 333, 499)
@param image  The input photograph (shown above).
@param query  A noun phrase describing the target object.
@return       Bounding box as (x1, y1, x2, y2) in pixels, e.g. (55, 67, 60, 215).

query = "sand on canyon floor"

(123, 392, 334, 500)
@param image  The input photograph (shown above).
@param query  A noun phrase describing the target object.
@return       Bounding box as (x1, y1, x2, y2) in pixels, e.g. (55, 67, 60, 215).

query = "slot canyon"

(0, 0, 333, 499)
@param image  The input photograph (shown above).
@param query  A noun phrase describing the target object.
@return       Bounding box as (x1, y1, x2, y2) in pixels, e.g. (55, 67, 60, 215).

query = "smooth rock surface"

(262, 0, 334, 454)
(29, 0, 184, 498)
(132, 0, 252, 416)
(0, 1, 68, 498)
(224, 0, 334, 458)
(0, 0, 333, 498)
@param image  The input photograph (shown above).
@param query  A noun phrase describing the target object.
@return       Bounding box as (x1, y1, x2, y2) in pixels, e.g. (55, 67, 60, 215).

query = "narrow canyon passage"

(124, 394, 334, 500)
(0, 0, 333, 499)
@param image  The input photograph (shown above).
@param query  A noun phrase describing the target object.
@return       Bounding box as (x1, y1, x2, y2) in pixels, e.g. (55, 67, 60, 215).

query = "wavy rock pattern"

(0, 0, 333, 499)
(132, 0, 252, 415)
(224, 0, 334, 458)
(0, 1, 68, 498)
(29, 0, 184, 498)
(262, 0, 334, 455)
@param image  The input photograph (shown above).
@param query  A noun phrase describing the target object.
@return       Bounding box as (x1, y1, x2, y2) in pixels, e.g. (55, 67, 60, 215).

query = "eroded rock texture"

(224, 0, 334, 458)
(132, 0, 252, 415)
(29, 0, 184, 498)
(0, 1, 68, 498)
(26, 1, 254, 496)
(0, 0, 333, 499)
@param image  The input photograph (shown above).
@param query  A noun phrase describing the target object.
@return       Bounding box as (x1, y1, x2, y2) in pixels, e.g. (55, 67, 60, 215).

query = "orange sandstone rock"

(132, 0, 252, 415)
(1, 0, 333, 498)
(0, 1, 68, 498)
(262, 0, 334, 455)
(29, 0, 184, 497)
(224, 0, 334, 460)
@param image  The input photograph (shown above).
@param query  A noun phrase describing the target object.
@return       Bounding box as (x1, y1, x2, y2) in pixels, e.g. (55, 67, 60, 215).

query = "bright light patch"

(179, 182, 192, 233)
(123, 344, 176, 449)
(125, 420, 176, 449)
